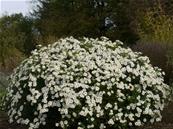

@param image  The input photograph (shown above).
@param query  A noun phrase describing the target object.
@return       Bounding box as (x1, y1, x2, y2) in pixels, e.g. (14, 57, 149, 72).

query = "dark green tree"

(33, 0, 139, 44)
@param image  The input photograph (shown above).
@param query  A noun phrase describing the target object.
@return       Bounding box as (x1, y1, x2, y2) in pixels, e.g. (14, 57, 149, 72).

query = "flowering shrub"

(5, 37, 171, 129)
(132, 41, 173, 84)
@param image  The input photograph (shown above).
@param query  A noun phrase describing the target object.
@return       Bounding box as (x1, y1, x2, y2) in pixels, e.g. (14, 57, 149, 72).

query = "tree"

(0, 14, 36, 71)
(33, 0, 139, 44)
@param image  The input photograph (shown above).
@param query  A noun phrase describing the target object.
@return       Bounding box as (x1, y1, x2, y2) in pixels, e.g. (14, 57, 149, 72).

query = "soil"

(0, 102, 173, 129)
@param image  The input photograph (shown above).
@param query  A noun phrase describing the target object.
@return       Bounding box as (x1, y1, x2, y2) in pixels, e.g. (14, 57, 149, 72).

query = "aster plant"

(5, 37, 171, 129)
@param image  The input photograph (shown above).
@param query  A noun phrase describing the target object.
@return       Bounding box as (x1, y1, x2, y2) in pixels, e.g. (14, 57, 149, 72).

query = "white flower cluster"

(5, 37, 170, 129)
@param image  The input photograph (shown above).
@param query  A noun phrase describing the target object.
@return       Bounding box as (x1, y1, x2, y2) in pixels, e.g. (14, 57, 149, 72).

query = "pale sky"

(0, 0, 32, 17)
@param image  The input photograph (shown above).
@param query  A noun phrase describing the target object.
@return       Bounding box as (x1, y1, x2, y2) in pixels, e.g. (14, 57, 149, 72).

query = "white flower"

(55, 123, 59, 127)
(135, 120, 142, 126)
(108, 119, 114, 125)
(100, 123, 106, 129)
(77, 127, 84, 129)
(105, 103, 112, 109)
(91, 117, 94, 121)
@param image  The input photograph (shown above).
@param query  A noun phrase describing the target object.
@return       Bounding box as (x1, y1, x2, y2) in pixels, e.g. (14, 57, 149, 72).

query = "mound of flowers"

(5, 37, 171, 129)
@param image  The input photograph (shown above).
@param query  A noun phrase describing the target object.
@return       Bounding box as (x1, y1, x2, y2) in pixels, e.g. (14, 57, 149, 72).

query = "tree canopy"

(33, 0, 139, 44)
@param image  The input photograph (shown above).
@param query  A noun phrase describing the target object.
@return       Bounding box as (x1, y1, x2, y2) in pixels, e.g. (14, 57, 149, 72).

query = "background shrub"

(133, 4, 173, 85)
(136, 4, 173, 43)
(5, 37, 171, 129)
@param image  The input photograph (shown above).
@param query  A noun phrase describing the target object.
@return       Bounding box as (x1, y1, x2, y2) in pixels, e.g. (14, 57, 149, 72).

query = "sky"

(0, 0, 32, 17)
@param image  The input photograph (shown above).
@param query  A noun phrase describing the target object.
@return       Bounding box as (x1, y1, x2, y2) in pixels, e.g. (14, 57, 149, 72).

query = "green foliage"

(33, 0, 139, 44)
(133, 0, 173, 49)
(0, 14, 36, 71)
(136, 5, 173, 43)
